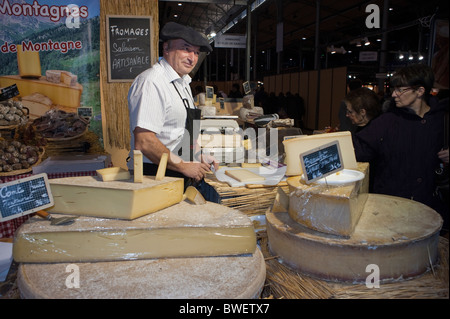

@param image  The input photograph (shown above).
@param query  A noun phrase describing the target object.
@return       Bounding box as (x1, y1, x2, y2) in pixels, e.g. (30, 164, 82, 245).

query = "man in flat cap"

(127, 22, 218, 187)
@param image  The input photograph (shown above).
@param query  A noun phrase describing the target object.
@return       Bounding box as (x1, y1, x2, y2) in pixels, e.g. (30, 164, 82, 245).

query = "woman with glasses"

(344, 87, 381, 133)
(352, 64, 448, 233)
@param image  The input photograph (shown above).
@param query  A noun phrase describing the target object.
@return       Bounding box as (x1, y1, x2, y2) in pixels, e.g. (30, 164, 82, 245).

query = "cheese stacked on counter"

(13, 201, 256, 263)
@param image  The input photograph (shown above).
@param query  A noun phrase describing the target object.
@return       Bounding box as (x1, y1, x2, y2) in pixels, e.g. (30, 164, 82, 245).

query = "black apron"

(142, 81, 201, 188)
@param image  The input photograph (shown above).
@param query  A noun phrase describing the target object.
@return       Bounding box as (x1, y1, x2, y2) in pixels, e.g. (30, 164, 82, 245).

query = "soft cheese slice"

(286, 163, 369, 237)
(13, 201, 257, 263)
(283, 131, 357, 176)
(225, 169, 265, 183)
(48, 175, 183, 219)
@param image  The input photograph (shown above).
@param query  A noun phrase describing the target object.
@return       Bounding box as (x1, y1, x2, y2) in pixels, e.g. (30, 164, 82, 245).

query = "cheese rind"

(283, 131, 357, 176)
(48, 176, 184, 219)
(13, 201, 257, 263)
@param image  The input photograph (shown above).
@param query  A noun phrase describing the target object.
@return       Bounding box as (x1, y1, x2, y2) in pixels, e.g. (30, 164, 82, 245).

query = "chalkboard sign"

(0, 84, 19, 101)
(0, 173, 54, 222)
(106, 15, 154, 82)
(299, 141, 343, 184)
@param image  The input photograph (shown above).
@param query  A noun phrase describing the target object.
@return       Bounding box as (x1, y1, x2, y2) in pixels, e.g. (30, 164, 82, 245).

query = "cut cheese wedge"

(96, 167, 130, 181)
(13, 201, 257, 263)
(184, 186, 206, 205)
(283, 131, 357, 176)
(48, 175, 183, 219)
(225, 169, 265, 183)
(287, 163, 369, 237)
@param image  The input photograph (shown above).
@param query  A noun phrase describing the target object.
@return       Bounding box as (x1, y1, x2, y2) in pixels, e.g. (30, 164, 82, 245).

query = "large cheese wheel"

(267, 194, 443, 283)
(17, 248, 266, 299)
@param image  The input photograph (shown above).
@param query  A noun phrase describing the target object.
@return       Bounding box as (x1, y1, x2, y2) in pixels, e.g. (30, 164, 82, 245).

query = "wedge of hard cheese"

(48, 175, 183, 219)
(13, 201, 256, 263)
(225, 169, 265, 183)
(287, 162, 369, 237)
(283, 131, 357, 176)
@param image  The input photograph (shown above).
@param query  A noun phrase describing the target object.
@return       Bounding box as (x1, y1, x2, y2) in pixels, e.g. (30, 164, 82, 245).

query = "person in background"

(343, 87, 381, 133)
(338, 79, 362, 132)
(228, 83, 243, 98)
(127, 22, 218, 187)
(352, 64, 448, 233)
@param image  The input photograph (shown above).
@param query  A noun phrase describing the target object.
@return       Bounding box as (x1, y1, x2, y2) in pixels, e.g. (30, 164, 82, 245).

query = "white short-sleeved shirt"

(127, 58, 195, 168)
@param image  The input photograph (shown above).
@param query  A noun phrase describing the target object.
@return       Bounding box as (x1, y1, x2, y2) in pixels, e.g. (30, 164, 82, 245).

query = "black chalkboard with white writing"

(0, 173, 54, 222)
(106, 15, 153, 82)
(300, 140, 343, 184)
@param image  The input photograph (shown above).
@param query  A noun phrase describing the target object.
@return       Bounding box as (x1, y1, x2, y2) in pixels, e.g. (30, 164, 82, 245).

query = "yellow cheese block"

(287, 162, 369, 237)
(283, 131, 357, 176)
(13, 201, 257, 263)
(96, 167, 130, 181)
(17, 44, 41, 78)
(48, 175, 184, 219)
(267, 194, 443, 283)
(225, 169, 265, 183)
(0, 75, 82, 109)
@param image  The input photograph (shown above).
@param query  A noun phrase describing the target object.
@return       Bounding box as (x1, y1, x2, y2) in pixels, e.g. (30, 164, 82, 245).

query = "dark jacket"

(352, 97, 446, 214)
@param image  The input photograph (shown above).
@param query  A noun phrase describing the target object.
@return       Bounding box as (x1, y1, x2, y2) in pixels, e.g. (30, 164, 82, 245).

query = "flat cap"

(160, 22, 212, 52)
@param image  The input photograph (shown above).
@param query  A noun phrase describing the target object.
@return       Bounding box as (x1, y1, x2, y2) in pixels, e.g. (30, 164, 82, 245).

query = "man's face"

(164, 39, 201, 76)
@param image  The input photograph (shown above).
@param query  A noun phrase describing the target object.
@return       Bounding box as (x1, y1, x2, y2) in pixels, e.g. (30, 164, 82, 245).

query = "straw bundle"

(205, 175, 289, 216)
